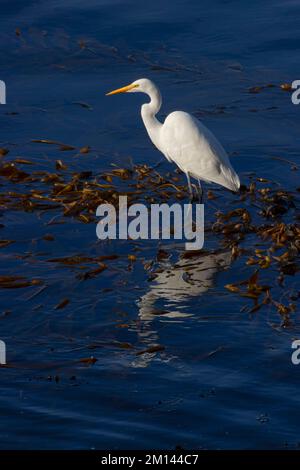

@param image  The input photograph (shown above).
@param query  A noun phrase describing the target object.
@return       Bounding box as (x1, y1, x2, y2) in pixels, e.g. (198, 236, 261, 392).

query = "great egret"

(106, 78, 240, 201)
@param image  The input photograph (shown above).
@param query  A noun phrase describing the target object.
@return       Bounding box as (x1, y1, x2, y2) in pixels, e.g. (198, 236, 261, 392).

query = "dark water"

(0, 0, 300, 449)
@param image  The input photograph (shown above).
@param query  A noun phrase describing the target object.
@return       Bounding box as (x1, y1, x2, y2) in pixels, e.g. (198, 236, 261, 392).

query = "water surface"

(0, 0, 300, 450)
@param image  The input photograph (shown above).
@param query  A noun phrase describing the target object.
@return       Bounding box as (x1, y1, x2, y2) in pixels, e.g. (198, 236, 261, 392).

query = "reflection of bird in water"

(138, 250, 232, 321)
(132, 250, 231, 368)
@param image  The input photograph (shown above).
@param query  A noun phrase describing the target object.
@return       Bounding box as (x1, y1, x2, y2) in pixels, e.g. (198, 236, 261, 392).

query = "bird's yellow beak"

(106, 83, 139, 96)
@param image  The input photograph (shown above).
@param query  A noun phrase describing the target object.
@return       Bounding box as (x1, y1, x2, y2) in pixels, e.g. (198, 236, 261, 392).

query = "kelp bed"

(0, 143, 299, 328)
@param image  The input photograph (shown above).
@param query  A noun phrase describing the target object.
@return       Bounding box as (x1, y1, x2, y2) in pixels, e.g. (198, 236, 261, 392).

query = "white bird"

(106, 78, 240, 201)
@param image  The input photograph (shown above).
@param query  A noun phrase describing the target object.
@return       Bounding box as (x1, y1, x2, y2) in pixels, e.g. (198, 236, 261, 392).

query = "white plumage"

(106, 78, 240, 199)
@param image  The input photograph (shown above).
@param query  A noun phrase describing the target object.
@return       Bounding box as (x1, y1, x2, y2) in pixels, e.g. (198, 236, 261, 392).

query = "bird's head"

(106, 78, 155, 96)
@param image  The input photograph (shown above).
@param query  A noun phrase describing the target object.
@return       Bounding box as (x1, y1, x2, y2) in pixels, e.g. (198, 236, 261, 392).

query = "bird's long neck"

(141, 85, 162, 150)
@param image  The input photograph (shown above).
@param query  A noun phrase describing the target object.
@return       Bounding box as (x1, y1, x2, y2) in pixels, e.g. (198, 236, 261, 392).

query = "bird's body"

(159, 111, 239, 191)
(106, 78, 240, 198)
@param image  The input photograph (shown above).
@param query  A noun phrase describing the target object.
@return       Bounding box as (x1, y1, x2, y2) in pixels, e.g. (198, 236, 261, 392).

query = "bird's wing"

(161, 111, 240, 191)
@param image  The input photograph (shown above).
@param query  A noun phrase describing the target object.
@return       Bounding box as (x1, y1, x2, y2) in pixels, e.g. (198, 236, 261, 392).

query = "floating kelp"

(54, 298, 70, 310)
(0, 275, 42, 289)
(0, 159, 183, 220)
(0, 240, 14, 248)
(0, 151, 299, 323)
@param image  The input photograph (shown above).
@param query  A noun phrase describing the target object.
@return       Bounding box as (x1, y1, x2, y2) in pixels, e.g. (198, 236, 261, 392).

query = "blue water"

(0, 0, 300, 449)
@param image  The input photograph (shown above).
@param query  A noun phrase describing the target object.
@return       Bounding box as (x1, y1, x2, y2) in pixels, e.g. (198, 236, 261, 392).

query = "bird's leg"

(197, 178, 203, 204)
(191, 183, 199, 201)
(185, 172, 194, 201)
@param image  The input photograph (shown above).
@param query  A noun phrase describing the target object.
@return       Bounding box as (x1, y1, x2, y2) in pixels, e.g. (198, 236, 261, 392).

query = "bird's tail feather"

(220, 164, 240, 192)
